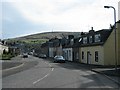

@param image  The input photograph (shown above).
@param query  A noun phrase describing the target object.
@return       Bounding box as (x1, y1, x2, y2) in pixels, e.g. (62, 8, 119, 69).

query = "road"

(2, 55, 119, 88)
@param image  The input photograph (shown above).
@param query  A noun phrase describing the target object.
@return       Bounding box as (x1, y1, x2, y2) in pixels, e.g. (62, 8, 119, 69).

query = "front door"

(87, 51, 91, 64)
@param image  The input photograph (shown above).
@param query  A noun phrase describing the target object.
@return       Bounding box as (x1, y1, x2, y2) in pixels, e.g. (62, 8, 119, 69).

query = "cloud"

(2, 0, 120, 39)
(10, 0, 118, 26)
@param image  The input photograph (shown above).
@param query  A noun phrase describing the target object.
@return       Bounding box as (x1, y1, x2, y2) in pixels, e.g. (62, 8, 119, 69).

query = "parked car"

(33, 53, 38, 57)
(39, 54, 47, 58)
(28, 52, 33, 55)
(54, 55, 65, 63)
(23, 53, 28, 58)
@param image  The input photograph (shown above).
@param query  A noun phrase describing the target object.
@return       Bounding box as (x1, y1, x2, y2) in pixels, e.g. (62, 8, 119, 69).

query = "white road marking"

(33, 73, 50, 84)
(33, 61, 54, 84)
(44, 61, 52, 68)
(3, 63, 24, 71)
(52, 68, 54, 71)
(44, 62, 48, 65)
(49, 64, 52, 67)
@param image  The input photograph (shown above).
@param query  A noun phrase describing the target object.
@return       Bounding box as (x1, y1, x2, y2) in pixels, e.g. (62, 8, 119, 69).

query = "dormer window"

(89, 36, 93, 43)
(83, 37, 87, 44)
(95, 34, 101, 42)
(71, 39, 74, 45)
(79, 38, 82, 42)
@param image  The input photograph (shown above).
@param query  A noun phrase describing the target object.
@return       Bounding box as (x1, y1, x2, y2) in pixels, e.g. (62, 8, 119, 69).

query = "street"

(2, 55, 119, 88)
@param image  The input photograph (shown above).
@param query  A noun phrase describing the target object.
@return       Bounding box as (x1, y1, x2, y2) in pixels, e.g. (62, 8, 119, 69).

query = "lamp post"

(104, 6, 117, 71)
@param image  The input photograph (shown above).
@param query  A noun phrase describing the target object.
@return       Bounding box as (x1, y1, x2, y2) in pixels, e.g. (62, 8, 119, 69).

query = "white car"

(54, 55, 65, 63)
(23, 53, 28, 58)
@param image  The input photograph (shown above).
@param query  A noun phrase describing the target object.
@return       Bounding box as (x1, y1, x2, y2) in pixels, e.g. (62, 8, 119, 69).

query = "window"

(95, 34, 101, 42)
(95, 51, 98, 62)
(83, 37, 87, 44)
(82, 51, 84, 60)
(89, 36, 93, 43)
(71, 39, 74, 45)
(79, 38, 82, 42)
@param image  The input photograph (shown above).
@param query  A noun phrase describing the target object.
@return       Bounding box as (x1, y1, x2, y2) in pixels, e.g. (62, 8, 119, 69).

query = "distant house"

(0, 40, 20, 55)
(63, 48, 73, 61)
(0, 40, 9, 54)
(8, 46, 20, 55)
(72, 37, 81, 62)
(5, 41, 21, 56)
(0, 44, 9, 55)
(48, 41, 54, 58)
(41, 42, 49, 57)
(48, 37, 62, 58)
(63, 35, 74, 61)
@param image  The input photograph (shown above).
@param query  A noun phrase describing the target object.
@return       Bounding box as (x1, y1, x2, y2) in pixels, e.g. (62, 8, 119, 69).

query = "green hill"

(19, 31, 80, 39)
(6, 31, 81, 46)
(5, 31, 81, 53)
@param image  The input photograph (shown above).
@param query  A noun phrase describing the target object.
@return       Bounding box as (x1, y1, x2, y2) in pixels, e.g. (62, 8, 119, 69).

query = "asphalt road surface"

(2, 55, 120, 88)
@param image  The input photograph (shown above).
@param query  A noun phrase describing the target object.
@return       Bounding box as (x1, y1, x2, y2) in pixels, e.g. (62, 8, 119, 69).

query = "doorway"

(87, 51, 91, 64)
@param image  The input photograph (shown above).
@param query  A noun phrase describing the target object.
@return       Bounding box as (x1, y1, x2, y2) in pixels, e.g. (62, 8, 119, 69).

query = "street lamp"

(104, 6, 117, 71)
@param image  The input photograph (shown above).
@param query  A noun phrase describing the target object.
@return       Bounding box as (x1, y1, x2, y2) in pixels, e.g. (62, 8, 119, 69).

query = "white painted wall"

(63, 48, 73, 61)
(0, 45, 9, 55)
(49, 47, 54, 57)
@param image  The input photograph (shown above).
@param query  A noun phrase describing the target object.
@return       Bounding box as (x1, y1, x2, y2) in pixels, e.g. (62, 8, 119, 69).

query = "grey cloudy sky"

(1, 0, 120, 39)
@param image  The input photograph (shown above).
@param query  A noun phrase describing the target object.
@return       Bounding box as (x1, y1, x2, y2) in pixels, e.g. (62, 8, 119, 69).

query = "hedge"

(1, 54, 14, 60)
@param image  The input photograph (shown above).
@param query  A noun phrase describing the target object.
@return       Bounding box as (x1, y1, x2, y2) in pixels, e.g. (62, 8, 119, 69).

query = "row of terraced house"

(41, 20, 120, 66)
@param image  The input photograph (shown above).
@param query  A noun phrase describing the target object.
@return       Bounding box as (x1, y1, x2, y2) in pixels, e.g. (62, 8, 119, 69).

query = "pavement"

(91, 67, 120, 86)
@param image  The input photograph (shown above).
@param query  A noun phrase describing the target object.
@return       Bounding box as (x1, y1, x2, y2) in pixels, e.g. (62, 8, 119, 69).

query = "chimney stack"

(89, 27, 95, 34)
(91, 27, 93, 30)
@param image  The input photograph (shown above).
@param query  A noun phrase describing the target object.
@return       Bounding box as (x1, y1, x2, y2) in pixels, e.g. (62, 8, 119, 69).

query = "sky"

(1, 0, 120, 39)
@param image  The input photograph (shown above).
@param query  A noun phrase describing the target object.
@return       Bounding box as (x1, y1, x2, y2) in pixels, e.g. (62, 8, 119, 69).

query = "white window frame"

(71, 39, 74, 45)
(89, 36, 93, 43)
(95, 34, 101, 42)
(83, 37, 87, 44)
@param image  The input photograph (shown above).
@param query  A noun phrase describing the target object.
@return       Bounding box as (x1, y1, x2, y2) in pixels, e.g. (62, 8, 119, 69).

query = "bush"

(1, 53, 14, 60)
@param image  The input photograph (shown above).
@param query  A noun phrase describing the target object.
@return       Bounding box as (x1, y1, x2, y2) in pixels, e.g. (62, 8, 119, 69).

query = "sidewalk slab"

(91, 68, 120, 86)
